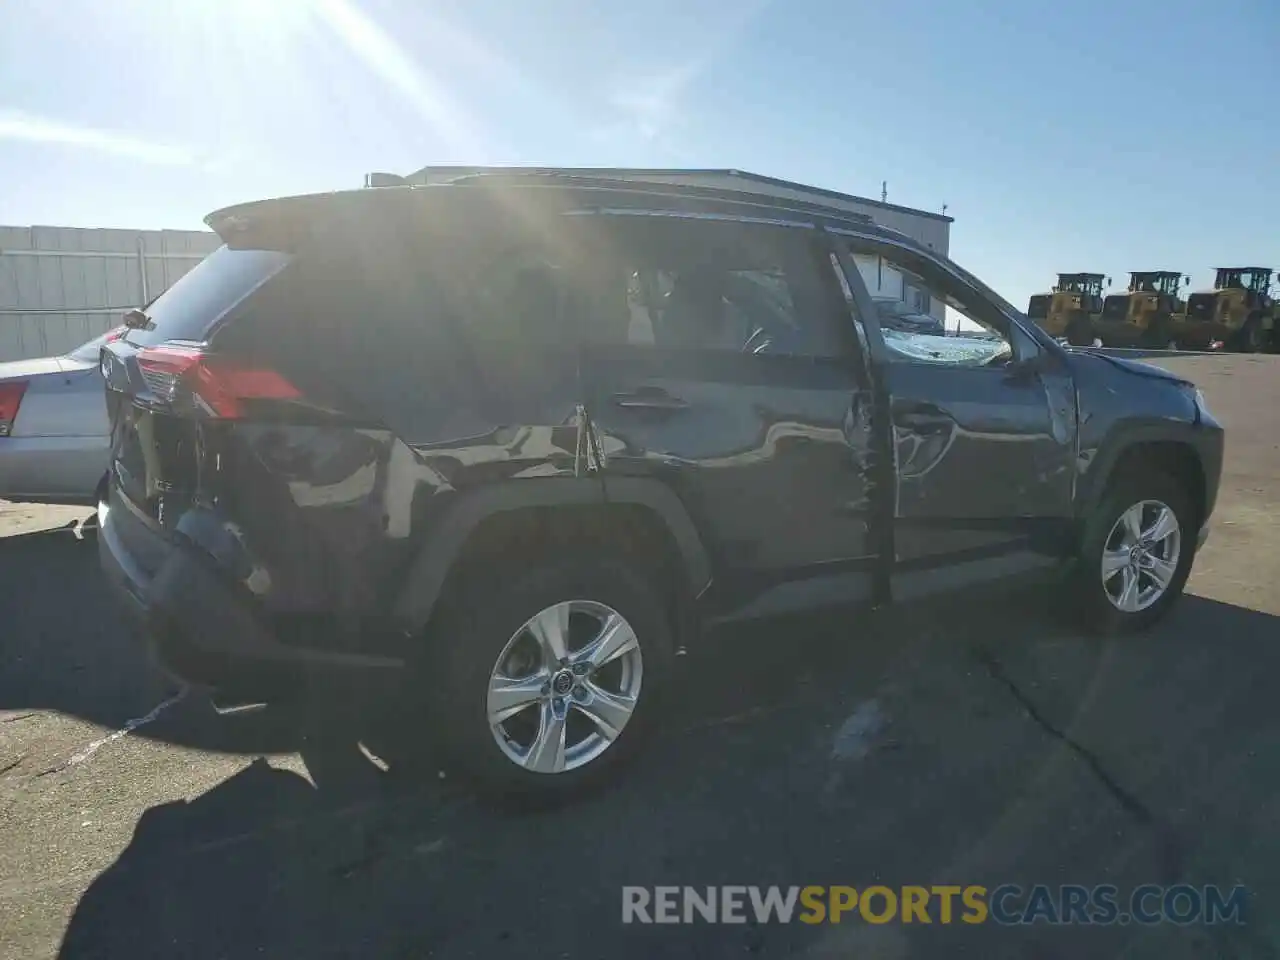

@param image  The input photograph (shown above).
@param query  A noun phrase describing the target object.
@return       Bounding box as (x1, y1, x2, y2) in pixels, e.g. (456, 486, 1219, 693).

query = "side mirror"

(121, 308, 150, 330)
(1004, 350, 1048, 382)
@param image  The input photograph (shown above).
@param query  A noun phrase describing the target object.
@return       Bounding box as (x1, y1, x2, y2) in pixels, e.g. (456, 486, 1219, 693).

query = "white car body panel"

(0, 352, 110, 503)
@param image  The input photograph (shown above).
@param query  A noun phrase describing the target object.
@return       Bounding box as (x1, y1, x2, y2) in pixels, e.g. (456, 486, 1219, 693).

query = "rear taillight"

(135, 344, 301, 419)
(0, 381, 28, 436)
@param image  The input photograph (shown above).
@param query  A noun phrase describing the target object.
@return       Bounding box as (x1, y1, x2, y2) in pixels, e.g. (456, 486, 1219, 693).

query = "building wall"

(0, 225, 220, 361)
(604, 170, 952, 258)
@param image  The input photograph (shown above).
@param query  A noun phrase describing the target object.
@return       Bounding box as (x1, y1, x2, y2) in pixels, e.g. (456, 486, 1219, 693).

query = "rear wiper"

(122, 308, 152, 330)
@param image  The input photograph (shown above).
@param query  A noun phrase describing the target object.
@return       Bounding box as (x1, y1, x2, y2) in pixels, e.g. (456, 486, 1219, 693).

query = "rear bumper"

(98, 494, 402, 701)
(98, 501, 300, 700)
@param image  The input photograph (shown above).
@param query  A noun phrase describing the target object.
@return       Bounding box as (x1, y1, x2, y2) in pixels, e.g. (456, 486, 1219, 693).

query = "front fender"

(1076, 419, 1208, 517)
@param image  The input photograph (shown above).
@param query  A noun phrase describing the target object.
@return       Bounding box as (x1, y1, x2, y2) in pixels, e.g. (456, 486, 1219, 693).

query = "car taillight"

(135, 344, 301, 419)
(0, 381, 28, 436)
(104, 326, 126, 344)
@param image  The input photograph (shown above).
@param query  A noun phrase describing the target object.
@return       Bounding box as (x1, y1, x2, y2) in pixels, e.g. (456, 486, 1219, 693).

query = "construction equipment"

(1093, 271, 1188, 348)
(1172, 267, 1277, 352)
(1026, 273, 1106, 345)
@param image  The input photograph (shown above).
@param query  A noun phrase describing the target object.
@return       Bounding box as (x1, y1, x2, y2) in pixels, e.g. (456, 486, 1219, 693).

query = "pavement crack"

(1, 713, 37, 724)
(974, 648, 1152, 823)
(975, 647, 1188, 884)
(39, 687, 187, 776)
(0, 753, 27, 777)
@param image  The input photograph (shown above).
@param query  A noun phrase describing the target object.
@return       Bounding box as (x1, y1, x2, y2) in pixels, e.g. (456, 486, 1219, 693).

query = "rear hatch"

(100, 246, 292, 567)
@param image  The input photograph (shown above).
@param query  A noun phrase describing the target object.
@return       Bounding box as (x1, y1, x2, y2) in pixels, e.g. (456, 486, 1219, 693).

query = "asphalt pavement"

(2, 354, 1279, 959)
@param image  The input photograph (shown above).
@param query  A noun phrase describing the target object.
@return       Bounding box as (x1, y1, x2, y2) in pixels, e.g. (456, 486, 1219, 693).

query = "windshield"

(1058, 277, 1103, 297)
(1132, 275, 1179, 295)
(122, 245, 291, 347)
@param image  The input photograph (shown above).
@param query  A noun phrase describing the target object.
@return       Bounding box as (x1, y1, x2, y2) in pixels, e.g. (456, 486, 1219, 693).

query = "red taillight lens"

(136, 344, 301, 419)
(0, 381, 28, 436)
(104, 326, 126, 344)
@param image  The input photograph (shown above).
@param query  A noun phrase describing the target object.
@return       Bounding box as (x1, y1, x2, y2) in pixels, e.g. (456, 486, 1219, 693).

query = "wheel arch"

(1081, 428, 1209, 530)
(391, 477, 713, 637)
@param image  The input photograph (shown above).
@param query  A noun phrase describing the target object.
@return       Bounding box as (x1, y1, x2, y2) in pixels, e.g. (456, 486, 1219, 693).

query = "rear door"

(829, 232, 1078, 596)
(574, 212, 880, 615)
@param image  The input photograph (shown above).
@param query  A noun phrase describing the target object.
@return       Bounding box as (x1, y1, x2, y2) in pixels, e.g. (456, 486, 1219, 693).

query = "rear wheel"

(1234, 315, 1264, 353)
(1072, 470, 1197, 634)
(415, 552, 674, 802)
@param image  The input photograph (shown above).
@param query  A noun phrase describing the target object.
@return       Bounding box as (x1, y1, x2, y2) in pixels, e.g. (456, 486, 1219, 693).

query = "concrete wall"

(0, 225, 220, 361)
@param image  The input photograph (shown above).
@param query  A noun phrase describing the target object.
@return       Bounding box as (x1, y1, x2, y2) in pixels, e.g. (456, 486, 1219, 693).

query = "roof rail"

(444, 170, 877, 225)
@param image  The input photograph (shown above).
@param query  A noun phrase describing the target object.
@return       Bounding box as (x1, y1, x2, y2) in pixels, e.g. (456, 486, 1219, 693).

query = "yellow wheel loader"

(1172, 267, 1277, 353)
(1026, 273, 1106, 346)
(1094, 271, 1188, 348)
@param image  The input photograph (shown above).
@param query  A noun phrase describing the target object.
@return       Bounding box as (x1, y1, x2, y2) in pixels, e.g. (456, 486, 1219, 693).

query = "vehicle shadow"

(0, 526, 378, 756)
(55, 592, 1280, 959)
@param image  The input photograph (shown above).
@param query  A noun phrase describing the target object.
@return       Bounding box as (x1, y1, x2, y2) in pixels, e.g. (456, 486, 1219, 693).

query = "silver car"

(0, 328, 119, 504)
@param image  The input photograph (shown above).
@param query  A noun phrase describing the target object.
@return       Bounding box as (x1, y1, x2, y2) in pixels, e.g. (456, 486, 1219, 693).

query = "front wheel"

(1072, 470, 1197, 634)
(418, 553, 675, 802)
(1065, 312, 1094, 347)
(1140, 315, 1174, 350)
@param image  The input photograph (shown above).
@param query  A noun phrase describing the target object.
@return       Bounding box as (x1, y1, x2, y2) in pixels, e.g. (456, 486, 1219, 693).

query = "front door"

(573, 213, 879, 616)
(830, 233, 1077, 597)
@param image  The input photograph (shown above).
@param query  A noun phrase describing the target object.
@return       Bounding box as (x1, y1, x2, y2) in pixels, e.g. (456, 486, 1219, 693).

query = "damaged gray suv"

(99, 169, 1223, 799)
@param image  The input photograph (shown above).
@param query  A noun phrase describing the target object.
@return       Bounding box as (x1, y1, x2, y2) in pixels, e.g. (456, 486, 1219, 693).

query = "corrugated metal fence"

(0, 225, 220, 362)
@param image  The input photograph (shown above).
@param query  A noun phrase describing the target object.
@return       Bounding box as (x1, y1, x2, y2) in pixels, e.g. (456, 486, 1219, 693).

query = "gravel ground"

(1, 354, 1278, 959)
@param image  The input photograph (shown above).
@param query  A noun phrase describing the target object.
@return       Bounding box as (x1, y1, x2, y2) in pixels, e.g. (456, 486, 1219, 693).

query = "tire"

(1141, 314, 1173, 350)
(413, 552, 675, 803)
(1071, 469, 1197, 635)
(1234, 315, 1264, 353)
(1065, 312, 1093, 347)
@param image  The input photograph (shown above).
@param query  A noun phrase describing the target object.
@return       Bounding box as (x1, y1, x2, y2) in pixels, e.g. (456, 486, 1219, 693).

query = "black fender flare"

(1076, 421, 1207, 518)
(391, 476, 713, 635)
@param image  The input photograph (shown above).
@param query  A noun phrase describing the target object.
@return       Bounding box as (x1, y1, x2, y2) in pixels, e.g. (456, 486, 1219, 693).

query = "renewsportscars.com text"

(622, 884, 1247, 926)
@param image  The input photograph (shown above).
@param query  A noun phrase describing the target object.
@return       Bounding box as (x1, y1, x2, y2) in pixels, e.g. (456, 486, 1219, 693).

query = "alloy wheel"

(1101, 500, 1182, 613)
(486, 600, 643, 774)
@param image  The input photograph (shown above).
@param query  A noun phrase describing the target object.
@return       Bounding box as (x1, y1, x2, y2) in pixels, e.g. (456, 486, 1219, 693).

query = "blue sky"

(1, 0, 1276, 308)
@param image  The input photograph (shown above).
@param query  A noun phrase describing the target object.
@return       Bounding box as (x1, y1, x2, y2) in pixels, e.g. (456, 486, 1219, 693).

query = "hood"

(1066, 349, 1194, 387)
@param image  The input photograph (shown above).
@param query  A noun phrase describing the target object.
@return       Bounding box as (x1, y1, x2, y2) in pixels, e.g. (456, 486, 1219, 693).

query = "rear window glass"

(124, 245, 290, 346)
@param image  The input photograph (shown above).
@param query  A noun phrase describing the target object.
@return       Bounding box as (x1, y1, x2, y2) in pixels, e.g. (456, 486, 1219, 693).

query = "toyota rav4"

(98, 170, 1223, 799)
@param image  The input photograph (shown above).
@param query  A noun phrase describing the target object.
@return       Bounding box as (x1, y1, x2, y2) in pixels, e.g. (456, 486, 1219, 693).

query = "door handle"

(611, 388, 690, 412)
